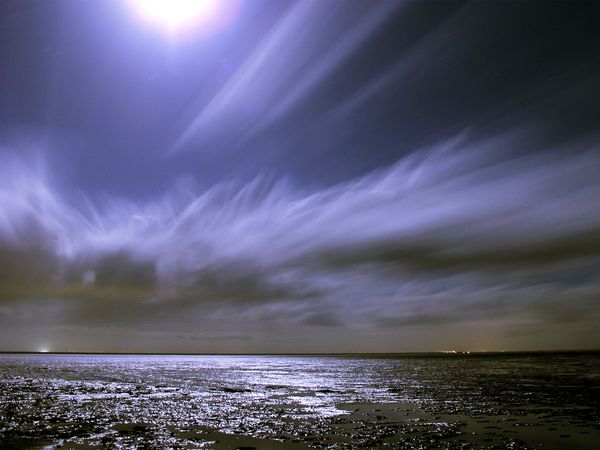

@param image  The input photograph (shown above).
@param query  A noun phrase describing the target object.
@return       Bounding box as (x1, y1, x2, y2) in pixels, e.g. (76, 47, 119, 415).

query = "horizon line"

(1, 349, 599, 356)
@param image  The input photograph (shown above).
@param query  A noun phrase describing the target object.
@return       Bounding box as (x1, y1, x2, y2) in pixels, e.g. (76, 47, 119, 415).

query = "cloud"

(0, 132, 599, 334)
(172, 0, 404, 153)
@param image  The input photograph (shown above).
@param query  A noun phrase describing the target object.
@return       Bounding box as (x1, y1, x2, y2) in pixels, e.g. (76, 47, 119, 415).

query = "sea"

(0, 352, 598, 449)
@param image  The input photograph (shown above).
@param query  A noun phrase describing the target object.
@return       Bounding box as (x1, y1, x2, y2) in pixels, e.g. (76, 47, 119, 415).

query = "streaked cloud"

(172, 0, 404, 153)
(1, 131, 599, 347)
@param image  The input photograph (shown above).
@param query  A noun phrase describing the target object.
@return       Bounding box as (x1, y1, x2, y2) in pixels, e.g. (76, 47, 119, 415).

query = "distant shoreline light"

(441, 350, 471, 355)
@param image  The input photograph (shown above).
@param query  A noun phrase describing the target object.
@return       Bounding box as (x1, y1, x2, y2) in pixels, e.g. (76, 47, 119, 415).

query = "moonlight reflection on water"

(0, 353, 598, 449)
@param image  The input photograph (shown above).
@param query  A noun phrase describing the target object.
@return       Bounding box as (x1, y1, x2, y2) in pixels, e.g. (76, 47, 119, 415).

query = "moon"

(128, 0, 233, 35)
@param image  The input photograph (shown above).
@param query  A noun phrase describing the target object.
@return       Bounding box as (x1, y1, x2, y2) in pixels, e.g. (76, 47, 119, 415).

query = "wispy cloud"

(1, 132, 599, 340)
(172, 0, 403, 153)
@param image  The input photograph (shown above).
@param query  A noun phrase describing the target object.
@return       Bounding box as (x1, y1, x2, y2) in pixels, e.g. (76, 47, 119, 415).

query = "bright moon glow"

(129, 0, 223, 33)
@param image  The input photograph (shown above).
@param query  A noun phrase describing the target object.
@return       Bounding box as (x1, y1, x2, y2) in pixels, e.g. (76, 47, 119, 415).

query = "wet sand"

(43, 401, 600, 449)
(0, 353, 598, 449)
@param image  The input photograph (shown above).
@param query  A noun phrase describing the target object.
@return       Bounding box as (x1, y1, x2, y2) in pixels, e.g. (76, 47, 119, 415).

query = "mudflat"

(0, 352, 598, 449)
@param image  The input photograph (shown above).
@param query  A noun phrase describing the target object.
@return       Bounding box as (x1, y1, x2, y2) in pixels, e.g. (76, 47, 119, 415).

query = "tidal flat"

(0, 352, 598, 449)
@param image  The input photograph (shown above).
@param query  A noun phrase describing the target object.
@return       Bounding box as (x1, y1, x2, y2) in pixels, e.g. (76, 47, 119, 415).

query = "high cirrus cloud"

(0, 132, 599, 331)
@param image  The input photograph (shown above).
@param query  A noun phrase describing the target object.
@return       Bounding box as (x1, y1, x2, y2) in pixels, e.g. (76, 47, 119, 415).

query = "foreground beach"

(0, 353, 598, 449)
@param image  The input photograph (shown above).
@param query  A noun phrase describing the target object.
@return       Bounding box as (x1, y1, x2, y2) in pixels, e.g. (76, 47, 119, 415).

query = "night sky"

(1, 0, 599, 353)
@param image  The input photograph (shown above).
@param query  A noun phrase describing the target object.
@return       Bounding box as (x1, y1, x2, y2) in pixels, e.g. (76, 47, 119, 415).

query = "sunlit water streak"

(0, 353, 599, 448)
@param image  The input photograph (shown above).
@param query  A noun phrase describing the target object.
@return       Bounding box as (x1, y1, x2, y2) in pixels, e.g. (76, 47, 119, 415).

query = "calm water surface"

(0, 353, 598, 448)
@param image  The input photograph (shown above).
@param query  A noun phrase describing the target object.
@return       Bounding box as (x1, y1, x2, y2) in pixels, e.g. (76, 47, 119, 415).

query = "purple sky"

(0, 0, 599, 352)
